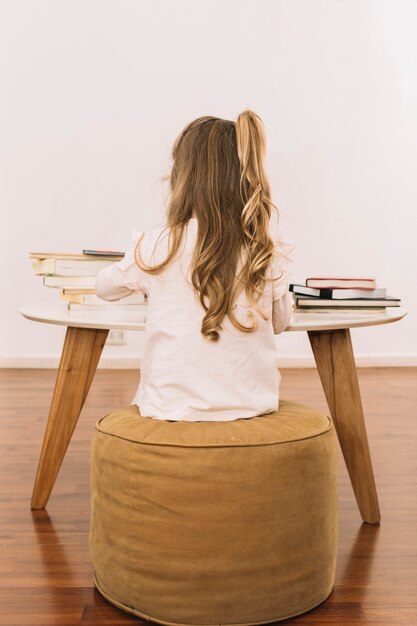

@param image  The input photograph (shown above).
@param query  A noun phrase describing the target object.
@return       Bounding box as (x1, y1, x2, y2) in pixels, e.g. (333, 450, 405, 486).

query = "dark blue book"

(82, 249, 125, 258)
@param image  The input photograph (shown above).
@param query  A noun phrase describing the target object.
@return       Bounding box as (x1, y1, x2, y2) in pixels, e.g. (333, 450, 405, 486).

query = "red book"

(305, 277, 377, 289)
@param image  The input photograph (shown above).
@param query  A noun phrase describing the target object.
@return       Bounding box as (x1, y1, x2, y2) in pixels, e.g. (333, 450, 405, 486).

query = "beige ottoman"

(90, 400, 338, 625)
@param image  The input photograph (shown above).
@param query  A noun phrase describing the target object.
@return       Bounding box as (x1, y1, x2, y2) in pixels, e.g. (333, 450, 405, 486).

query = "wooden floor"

(1, 367, 416, 625)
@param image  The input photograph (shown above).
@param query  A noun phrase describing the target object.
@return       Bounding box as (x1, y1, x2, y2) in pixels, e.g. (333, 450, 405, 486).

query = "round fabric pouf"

(90, 400, 338, 626)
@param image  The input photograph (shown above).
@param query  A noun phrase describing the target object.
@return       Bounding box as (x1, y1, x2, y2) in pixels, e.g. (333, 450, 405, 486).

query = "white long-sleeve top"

(95, 218, 294, 421)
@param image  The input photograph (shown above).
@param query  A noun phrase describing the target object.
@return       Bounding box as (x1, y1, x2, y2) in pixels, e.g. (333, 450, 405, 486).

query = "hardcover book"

(305, 277, 377, 289)
(290, 284, 387, 299)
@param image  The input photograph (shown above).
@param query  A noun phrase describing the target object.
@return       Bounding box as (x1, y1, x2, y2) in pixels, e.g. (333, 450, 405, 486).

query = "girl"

(95, 110, 294, 421)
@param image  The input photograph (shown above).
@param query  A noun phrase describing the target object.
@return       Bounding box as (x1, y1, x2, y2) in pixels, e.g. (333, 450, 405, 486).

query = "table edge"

(18, 303, 408, 332)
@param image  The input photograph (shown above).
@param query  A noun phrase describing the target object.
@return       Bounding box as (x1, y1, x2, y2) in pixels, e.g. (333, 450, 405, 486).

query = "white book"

(32, 258, 116, 276)
(295, 308, 388, 315)
(68, 302, 147, 311)
(44, 276, 96, 289)
(294, 296, 400, 308)
(290, 284, 387, 299)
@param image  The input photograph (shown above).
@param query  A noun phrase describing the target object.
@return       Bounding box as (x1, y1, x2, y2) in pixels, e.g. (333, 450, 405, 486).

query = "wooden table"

(19, 302, 407, 522)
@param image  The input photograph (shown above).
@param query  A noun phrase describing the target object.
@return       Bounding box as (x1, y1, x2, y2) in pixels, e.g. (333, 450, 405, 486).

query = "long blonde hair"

(135, 110, 285, 342)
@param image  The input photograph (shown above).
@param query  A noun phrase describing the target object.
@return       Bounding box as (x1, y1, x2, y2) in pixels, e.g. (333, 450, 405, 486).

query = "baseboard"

(0, 356, 141, 369)
(1, 355, 417, 369)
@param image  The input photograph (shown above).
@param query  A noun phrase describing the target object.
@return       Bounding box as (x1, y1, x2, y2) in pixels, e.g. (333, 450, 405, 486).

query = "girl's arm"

(272, 288, 293, 334)
(270, 236, 295, 334)
(95, 233, 150, 301)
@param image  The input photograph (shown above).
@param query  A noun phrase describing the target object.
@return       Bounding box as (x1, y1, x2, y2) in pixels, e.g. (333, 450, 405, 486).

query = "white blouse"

(95, 218, 294, 421)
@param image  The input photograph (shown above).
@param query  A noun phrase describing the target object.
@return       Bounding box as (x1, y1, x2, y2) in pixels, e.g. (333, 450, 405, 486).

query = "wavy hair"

(134, 110, 288, 341)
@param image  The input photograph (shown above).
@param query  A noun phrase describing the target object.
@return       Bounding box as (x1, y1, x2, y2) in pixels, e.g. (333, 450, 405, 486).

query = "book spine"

(319, 288, 333, 298)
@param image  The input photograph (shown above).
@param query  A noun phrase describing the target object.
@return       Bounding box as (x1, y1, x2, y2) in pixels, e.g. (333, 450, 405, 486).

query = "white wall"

(1, 0, 416, 368)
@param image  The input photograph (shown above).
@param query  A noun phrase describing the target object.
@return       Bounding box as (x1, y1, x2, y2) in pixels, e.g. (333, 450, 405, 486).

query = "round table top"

(18, 301, 407, 333)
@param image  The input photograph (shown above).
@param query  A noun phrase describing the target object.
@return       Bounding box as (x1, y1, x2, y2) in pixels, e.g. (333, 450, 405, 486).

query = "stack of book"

(290, 277, 401, 312)
(30, 249, 147, 319)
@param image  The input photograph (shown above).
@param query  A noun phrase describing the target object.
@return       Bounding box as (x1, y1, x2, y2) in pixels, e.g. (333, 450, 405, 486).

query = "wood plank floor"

(1, 367, 416, 625)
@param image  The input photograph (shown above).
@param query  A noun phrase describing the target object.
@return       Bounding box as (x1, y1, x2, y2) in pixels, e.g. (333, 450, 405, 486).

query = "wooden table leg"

(31, 326, 109, 510)
(308, 328, 381, 524)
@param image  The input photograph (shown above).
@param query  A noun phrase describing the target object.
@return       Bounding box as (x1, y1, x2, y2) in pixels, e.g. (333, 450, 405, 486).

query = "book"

(43, 276, 96, 289)
(32, 257, 117, 277)
(294, 307, 388, 315)
(67, 302, 147, 311)
(62, 288, 96, 295)
(60, 292, 146, 305)
(293, 295, 400, 308)
(305, 277, 377, 289)
(289, 284, 387, 299)
(30, 251, 123, 261)
(82, 249, 125, 257)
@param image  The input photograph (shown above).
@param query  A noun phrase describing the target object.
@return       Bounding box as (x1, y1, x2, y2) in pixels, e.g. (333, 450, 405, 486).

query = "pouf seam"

(94, 415, 333, 448)
(94, 571, 335, 626)
(127, 443, 134, 609)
